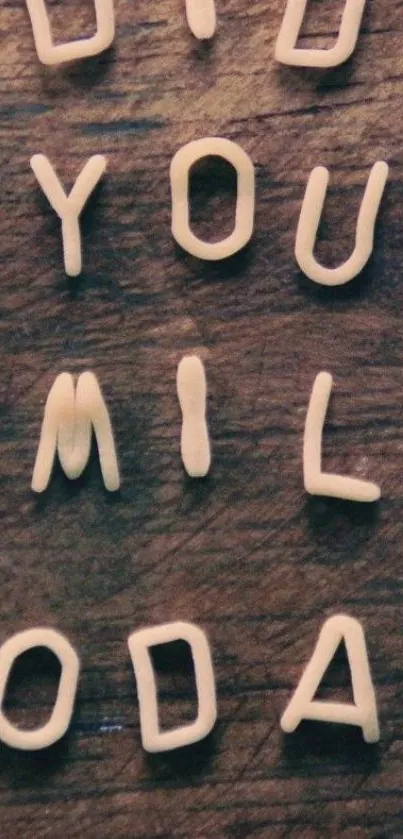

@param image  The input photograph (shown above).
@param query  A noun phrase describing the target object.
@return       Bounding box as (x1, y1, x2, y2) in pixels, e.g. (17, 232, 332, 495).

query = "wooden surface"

(1, 0, 403, 836)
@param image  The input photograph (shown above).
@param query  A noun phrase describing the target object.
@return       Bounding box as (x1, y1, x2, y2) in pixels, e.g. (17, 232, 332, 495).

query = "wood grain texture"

(0, 0, 403, 836)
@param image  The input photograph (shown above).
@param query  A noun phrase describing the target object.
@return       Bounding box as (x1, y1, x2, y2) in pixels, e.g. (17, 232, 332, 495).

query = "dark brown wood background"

(1, 0, 403, 836)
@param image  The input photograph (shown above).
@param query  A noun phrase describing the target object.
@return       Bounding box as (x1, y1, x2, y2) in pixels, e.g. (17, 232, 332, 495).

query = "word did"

(24, 0, 370, 65)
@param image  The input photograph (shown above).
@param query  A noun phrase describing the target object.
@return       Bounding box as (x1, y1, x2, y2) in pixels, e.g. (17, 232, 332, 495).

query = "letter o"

(170, 137, 255, 260)
(0, 628, 79, 751)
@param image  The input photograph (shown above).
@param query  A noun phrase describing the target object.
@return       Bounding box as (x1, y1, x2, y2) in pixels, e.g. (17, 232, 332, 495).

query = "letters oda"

(0, 615, 379, 752)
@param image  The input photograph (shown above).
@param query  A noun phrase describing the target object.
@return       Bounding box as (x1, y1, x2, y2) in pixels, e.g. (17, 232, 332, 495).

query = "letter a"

(281, 614, 379, 743)
(31, 372, 120, 493)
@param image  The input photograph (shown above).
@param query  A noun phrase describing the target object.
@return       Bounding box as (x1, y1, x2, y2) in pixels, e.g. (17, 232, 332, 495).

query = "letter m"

(31, 372, 120, 493)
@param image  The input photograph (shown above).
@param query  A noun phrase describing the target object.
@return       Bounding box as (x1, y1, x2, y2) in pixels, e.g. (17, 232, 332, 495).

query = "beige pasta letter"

(0, 628, 79, 751)
(32, 372, 120, 493)
(295, 162, 388, 286)
(128, 621, 217, 752)
(171, 138, 255, 260)
(303, 372, 380, 502)
(281, 614, 379, 743)
(275, 0, 366, 68)
(26, 0, 115, 66)
(177, 356, 211, 477)
(185, 0, 216, 39)
(31, 154, 107, 277)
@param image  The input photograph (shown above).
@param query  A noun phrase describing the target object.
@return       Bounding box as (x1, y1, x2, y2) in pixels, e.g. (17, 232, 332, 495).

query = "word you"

(25, 0, 369, 65)
(0, 614, 379, 752)
(30, 366, 379, 505)
(30, 147, 388, 285)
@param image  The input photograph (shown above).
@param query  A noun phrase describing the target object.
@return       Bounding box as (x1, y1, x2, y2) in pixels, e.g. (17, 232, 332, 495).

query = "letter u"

(295, 161, 388, 286)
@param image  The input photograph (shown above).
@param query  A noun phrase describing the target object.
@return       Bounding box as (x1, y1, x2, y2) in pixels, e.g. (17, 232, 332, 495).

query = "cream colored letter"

(295, 162, 388, 286)
(128, 621, 217, 752)
(281, 615, 379, 743)
(303, 372, 380, 502)
(0, 628, 79, 751)
(275, 0, 366, 68)
(32, 372, 120, 493)
(31, 154, 107, 277)
(177, 356, 211, 477)
(26, 0, 115, 66)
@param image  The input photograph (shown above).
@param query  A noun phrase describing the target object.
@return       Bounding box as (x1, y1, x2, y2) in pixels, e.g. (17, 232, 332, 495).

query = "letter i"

(177, 356, 211, 477)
